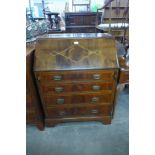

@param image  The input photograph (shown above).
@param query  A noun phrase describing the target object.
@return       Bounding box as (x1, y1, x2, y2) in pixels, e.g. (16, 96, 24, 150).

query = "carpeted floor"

(26, 87, 129, 155)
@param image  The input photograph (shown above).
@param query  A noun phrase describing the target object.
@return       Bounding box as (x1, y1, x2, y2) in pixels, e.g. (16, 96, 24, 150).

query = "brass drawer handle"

(56, 98, 64, 104)
(91, 97, 99, 103)
(53, 75, 62, 81)
(58, 111, 66, 116)
(55, 87, 64, 92)
(92, 85, 101, 91)
(91, 109, 98, 114)
(93, 74, 101, 80)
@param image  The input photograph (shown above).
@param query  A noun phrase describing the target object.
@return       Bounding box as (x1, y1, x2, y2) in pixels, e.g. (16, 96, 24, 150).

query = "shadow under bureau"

(33, 33, 128, 127)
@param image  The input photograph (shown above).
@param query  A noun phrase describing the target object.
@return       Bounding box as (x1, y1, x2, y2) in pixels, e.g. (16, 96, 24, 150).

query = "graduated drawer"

(36, 70, 115, 82)
(45, 105, 112, 118)
(43, 93, 112, 106)
(40, 81, 114, 94)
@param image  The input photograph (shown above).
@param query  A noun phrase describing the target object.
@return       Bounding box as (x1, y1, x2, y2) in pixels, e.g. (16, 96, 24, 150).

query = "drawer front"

(41, 82, 114, 94)
(43, 93, 112, 106)
(36, 70, 115, 82)
(45, 105, 112, 118)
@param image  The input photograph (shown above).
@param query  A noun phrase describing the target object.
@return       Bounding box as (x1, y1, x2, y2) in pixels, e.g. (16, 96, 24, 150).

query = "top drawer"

(35, 70, 115, 82)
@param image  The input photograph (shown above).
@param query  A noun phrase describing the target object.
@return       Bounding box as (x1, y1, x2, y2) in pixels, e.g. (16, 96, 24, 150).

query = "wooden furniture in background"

(118, 56, 129, 84)
(96, 0, 129, 41)
(34, 33, 122, 127)
(26, 44, 44, 130)
(65, 12, 102, 33)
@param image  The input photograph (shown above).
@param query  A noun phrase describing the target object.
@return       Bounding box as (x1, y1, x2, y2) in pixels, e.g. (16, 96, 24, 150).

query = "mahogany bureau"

(34, 33, 127, 127)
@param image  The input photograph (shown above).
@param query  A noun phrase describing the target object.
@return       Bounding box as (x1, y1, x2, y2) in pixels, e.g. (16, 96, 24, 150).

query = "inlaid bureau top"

(34, 33, 119, 71)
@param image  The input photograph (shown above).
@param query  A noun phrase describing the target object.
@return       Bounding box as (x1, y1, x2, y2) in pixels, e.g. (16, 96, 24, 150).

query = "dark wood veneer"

(65, 12, 102, 33)
(32, 33, 129, 128)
